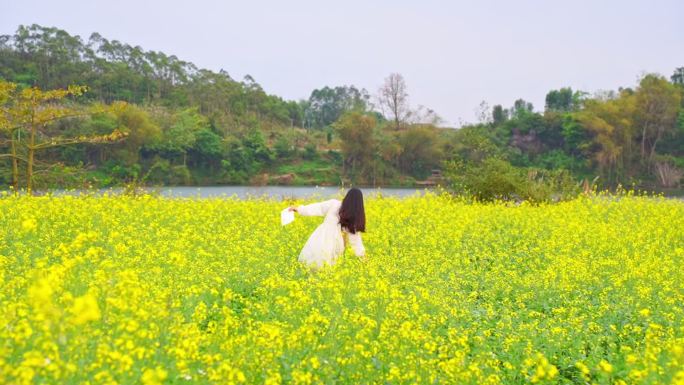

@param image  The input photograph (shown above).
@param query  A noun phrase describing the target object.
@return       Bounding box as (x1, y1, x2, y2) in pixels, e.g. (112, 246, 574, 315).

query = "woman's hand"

(288, 206, 298, 212)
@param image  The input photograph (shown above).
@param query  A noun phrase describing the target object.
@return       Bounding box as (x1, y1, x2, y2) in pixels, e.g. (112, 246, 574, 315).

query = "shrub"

(303, 143, 318, 160)
(445, 157, 579, 203)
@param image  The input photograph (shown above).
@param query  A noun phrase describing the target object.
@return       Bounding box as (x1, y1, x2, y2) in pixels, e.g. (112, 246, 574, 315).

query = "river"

(40, 185, 431, 200)
(14, 185, 684, 200)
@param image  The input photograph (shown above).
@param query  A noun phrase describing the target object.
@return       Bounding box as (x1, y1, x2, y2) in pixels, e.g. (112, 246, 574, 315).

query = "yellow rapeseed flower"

(21, 217, 37, 232)
(598, 360, 614, 374)
(0, 194, 682, 384)
(70, 293, 101, 325)
(141, 367, 168, 385)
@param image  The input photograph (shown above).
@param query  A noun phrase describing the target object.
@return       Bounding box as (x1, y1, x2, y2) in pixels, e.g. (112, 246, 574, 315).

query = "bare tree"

(412, 105, 443, 126)
(378, 73, 411, 130)
(475, 101, 492, 124)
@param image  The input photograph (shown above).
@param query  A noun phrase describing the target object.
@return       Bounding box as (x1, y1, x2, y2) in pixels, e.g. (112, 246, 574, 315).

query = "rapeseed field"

(1, 193, 683, 384)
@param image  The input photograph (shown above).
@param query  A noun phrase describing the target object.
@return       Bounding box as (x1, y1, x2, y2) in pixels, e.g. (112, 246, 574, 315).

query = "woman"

(289, 188, 366, 268)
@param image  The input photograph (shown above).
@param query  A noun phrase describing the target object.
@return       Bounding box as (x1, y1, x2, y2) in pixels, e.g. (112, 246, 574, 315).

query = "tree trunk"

(649, 135, 661, 165)
(640, 123, 648, 162)
(10, 131, 18, 193)
(27, 122, 36, 195)
(351, 157, 355, 179)
(649, 122, 668, 165)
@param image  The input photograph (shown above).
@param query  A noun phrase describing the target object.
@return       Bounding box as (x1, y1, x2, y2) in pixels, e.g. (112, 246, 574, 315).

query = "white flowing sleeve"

(347, 231, 365, 257)
(296, 199, 337, 217)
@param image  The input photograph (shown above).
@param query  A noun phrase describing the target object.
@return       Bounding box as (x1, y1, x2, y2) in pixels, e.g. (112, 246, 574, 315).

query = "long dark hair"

(339, 187, 365, 234)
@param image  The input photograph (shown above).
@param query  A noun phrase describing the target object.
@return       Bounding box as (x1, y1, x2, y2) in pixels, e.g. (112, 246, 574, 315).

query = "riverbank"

(4, 184, 683, 200)
(21, 185, 433, 200)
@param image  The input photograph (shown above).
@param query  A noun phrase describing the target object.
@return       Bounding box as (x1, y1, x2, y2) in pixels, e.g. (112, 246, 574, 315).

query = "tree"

(378, 73, 410, 130)
(450, 126, 502, 164)
(634, 74, 681, 164)
(108, 103, 161, 165)
(411, 105, 442, 126)
(561, 115, 591, 158)
(151, 108, 208, 165)
(671, 67, 684, 86)
(0, 82, 19, 189)
(398, 126, 443, 178)
(191, 128, 222, 170)
(242, 128, 273, 165)
(475, 101, 492, 124)
(274, 134, 294, 159)
(335, 112, 377, 179)
(512, 99, 534, 118)
(492, 105, 509, 125)
(373, 132, 401, 184)
(545, 88, 574, 112)
(304, 85, 370, 129)
(0, 80, 125, 193)
(575, 91, 637, 183)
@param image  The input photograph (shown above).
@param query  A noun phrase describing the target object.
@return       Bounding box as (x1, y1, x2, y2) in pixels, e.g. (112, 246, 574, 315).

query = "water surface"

(44, 185, 430, 200)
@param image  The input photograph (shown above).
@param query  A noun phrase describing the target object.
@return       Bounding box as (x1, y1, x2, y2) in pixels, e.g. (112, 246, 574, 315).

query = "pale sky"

(2, 0, 683, 126)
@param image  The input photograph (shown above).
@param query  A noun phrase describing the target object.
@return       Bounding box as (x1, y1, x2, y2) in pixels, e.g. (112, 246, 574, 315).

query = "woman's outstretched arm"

(347, 232, 365, 257)
(292, 199, 337, 216)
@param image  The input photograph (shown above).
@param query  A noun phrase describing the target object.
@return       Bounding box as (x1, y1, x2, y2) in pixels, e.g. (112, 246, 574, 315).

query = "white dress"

(297, 199, 365, 268)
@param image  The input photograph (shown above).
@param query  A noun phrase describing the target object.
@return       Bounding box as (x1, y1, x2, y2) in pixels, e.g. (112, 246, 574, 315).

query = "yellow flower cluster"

(1, 193, 683, 384)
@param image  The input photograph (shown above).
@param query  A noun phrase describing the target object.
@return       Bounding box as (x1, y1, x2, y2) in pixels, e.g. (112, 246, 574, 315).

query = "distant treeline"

(1, 25, 683, 199)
